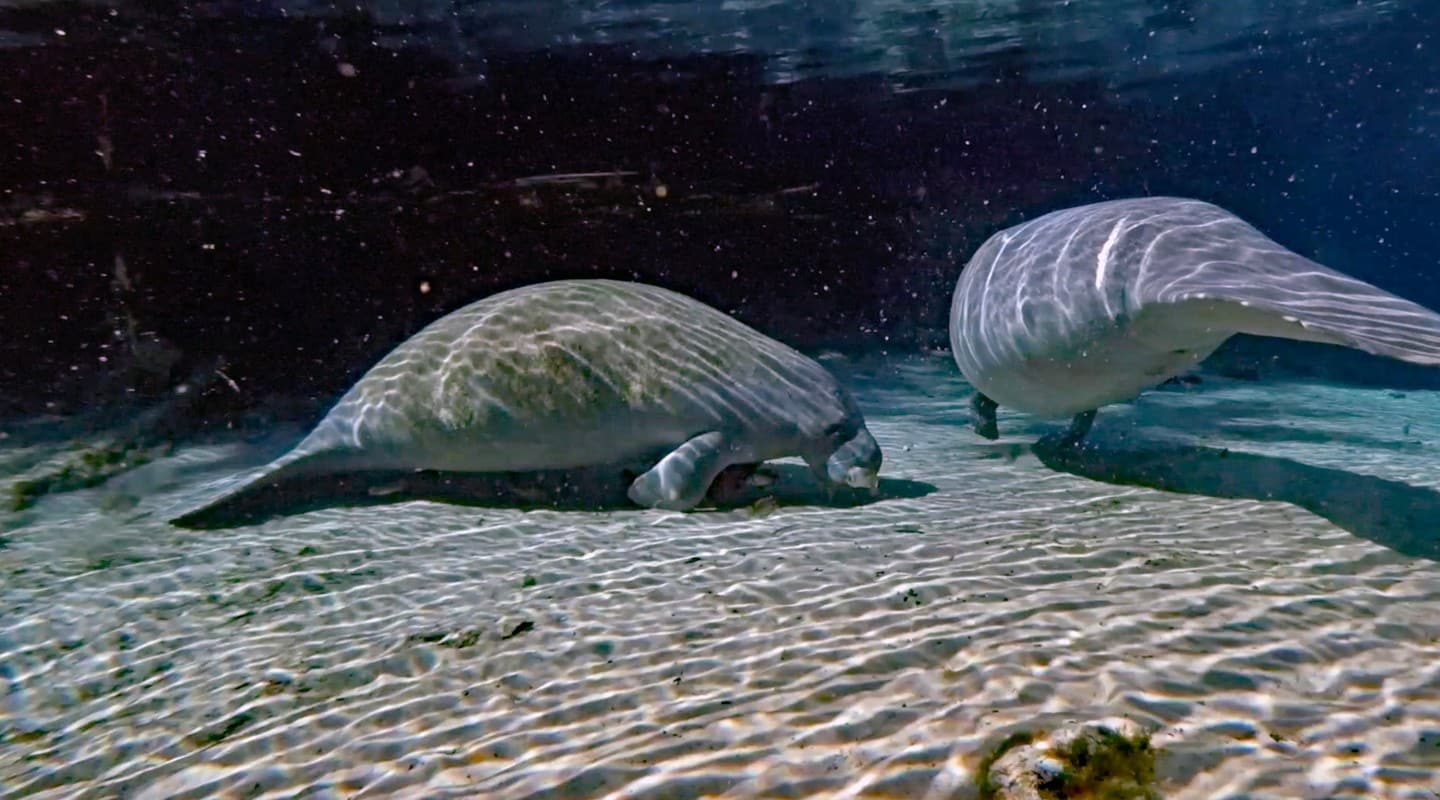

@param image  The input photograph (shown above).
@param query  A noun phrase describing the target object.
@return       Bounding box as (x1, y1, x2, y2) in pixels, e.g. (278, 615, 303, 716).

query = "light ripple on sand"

(3, 355, 1440, 798)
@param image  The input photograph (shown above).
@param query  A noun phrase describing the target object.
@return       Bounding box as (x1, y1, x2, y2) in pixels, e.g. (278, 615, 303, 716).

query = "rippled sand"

(4, 354, 1440, 799)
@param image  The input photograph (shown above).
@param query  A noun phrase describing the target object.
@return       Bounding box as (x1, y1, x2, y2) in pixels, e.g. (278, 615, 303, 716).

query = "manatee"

(949, 196, 1440, 441)
(170, 279, 881, 526)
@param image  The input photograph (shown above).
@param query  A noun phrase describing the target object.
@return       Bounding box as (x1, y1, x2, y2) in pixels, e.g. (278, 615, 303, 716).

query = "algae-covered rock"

(980, 718, 1160, 800)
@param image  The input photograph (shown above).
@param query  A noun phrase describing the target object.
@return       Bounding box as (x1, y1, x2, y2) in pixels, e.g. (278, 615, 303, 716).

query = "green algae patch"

(1044, 727, 1159, 799)
(5, 440, 161, 512)
(977, 724, 1161, 800)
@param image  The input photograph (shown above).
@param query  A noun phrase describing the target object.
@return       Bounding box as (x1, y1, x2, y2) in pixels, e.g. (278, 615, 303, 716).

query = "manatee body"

(171, 279, 881, 526)
(950, 196, 1440, 440)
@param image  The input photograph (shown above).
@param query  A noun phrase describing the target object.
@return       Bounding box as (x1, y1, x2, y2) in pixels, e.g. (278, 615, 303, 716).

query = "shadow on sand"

(1032, 434, 1440, 560)
(169, 461, 938, 530)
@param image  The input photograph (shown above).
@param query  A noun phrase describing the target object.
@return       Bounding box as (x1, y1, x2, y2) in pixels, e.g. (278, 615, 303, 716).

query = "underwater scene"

(2, 1, 1439, 797)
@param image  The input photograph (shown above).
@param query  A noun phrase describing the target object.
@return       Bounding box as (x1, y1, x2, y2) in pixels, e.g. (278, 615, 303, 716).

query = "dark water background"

(1, 0, 1436, 436)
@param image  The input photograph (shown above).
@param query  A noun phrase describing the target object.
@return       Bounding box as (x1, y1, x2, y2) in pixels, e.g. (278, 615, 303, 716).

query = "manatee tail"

(168, 450, 342, 529)
(1148, 253, 1440, 366)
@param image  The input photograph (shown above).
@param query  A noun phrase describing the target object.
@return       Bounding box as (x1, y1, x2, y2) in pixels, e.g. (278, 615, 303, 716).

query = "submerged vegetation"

(1045, 727, 1159, 800)
(5, 439, 163, 512)
(976, 731, 1038, 798)
(977, 724, 1160, 800)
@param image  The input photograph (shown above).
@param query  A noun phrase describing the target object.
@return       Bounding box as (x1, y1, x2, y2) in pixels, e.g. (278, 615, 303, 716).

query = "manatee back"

(952, 202, 1114, 376)
(953, 198, 1276, 372)
(284, 279, 859, 473)
(956, 196, 1440, 368)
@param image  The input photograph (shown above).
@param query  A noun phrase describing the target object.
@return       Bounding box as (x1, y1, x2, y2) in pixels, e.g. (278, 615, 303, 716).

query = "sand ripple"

(4, 355, 1440, 798)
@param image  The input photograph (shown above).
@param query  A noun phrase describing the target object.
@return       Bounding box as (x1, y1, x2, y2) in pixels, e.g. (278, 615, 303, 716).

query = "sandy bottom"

(3, 353, 1440, 799)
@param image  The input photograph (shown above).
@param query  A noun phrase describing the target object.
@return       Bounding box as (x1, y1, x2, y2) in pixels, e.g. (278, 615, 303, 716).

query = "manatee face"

(778, 379, 880, 490)
(822, 423, 883, 491)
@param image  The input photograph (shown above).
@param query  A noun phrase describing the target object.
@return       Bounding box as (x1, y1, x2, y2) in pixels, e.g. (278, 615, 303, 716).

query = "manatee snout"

(826, 427, 882, 491)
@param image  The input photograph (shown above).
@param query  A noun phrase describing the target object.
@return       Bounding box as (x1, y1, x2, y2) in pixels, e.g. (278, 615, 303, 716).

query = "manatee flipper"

(971, 392, 1000, 440)
(628, 431, 747, 511)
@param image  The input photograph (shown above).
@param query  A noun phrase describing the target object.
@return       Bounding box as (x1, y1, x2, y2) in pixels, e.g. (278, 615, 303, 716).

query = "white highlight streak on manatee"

(1094, 216, 1126, 290)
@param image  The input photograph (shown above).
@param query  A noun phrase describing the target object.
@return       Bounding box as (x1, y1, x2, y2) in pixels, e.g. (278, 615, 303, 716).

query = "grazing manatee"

(950, 196, 1440, 441)
(170, 279, 881, 526)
